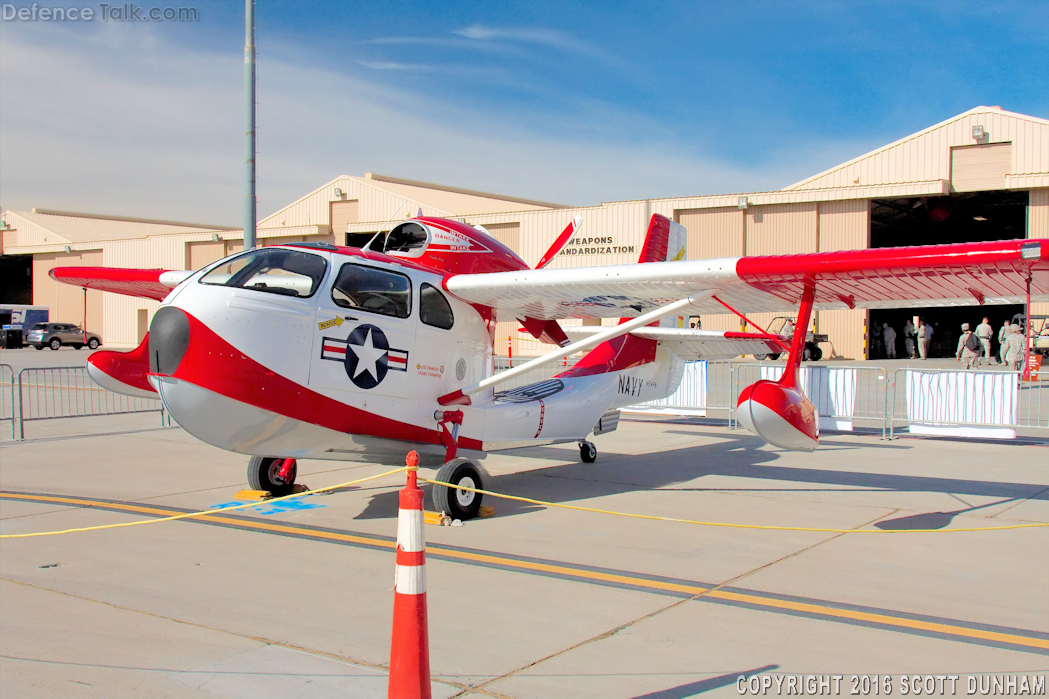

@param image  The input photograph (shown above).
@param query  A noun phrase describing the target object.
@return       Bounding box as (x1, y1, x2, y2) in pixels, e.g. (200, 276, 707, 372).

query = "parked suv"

(25, 323, 102, 350)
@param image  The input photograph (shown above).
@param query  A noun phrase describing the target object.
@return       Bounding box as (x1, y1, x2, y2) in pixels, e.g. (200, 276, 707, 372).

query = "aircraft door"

(310, 261, 417, 399)
(412, 281, 462, 400)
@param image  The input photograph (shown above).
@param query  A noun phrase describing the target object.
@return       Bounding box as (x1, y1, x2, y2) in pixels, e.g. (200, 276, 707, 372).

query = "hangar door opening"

(0, 255, 33, 305)
(868, 191, 1028, 359)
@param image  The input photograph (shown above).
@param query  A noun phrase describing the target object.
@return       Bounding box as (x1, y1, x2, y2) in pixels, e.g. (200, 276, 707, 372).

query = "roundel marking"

(344, 324, 390, 389)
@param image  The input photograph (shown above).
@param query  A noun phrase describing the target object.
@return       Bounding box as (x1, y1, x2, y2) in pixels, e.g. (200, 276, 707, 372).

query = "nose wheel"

(579, 440, 597, 463)
(247, 456, 297, 497)
(431, 458, 484, 521)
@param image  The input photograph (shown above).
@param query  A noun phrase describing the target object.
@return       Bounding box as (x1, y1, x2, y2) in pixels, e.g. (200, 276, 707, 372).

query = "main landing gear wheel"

(247, 456, 297, 497)
(579, 440, 597, 463)
(432, 458, 483, 521)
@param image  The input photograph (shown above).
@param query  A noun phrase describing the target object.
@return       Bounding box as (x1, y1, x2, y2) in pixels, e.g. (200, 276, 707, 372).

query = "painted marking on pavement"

(2, 490, 1047, 655)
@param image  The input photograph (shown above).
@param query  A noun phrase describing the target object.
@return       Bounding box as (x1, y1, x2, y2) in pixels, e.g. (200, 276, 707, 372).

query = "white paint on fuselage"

(155, 247, 688, 458)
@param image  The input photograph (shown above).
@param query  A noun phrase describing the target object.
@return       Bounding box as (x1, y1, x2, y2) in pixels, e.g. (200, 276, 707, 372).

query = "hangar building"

(2, 106, 1047, 358)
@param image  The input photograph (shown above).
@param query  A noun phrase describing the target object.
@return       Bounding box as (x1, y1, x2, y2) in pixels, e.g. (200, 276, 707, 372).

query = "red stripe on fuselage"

(161, 311, 481, 449)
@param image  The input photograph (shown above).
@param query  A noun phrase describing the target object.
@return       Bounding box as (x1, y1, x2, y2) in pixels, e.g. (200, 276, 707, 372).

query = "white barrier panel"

(758, 365, 857, 431)
(627, 361, 708, 416)
(905, 371, 1018, 439)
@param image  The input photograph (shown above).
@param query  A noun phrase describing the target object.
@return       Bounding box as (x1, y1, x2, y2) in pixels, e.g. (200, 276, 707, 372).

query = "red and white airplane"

(52, 215, 1049, 520)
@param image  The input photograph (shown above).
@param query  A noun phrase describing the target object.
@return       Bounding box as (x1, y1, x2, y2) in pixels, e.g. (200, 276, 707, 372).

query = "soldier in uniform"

(956, 323, 979, 369)
(975, 316, 994, 365)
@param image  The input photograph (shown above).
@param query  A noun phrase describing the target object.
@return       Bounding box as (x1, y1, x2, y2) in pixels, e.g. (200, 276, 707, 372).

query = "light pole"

(244, 0, 256, 251)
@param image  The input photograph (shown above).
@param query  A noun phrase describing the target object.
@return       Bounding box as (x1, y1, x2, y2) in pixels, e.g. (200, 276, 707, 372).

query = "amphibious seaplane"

(52, 215, 1049, 520)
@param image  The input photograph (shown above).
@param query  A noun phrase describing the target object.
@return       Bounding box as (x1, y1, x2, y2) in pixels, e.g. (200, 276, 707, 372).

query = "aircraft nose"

(148, 306, 190, 375)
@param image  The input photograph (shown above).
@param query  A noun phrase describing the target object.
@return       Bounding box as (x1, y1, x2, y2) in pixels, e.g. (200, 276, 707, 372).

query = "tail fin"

(632, 214, 689, 328)
(637, 214, 687, 264)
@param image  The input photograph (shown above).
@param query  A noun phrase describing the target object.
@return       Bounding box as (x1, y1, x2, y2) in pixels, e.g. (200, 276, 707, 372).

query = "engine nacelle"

(736, 379, 819, 452)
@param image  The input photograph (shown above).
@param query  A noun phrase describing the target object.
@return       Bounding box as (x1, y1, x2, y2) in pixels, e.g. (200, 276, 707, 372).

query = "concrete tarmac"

(1, 414, 1047, 698)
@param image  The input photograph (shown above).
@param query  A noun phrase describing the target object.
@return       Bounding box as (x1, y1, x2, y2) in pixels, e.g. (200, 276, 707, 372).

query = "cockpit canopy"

(383, 222, 430, 255)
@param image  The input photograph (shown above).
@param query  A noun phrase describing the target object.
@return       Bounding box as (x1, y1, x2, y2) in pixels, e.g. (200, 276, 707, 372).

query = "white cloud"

(0, 22, 868, 227)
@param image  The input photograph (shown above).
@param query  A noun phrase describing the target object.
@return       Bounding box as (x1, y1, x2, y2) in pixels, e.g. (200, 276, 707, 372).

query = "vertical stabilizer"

(635, 214, 688, 328)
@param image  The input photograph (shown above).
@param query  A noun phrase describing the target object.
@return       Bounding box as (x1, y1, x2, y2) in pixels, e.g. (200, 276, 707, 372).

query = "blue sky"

(1, 1, 1046, 224)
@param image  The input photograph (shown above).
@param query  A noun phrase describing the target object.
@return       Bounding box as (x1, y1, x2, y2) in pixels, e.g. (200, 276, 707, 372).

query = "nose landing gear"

(431, 458, 484, 521)
(247, 456, 297, 497)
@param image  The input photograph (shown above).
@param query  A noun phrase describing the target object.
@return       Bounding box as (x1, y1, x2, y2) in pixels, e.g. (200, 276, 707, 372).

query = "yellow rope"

(0, 468, 407, 539)
(421, 478, 1049, 534)
(3, 465, 1043, 538)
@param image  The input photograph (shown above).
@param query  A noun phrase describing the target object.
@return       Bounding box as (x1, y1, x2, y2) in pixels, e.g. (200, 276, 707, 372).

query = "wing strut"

(438, 290, 717, 406)
(712, 295, 791, 353)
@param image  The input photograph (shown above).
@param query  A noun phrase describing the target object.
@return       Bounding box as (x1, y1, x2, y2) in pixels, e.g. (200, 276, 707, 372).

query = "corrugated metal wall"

(1030, 188, 1049, 237)
(329, 199, 359, 237)
(482, 222, 520, 252)
(815, 200, 869, 360)
(186, 241, 225, 270)
(676, 207, 744, 258)
(738, 203, 819, 336)
(1030, 188, 1049, 318)
(951, 143, 1013, 192)
(32, 251, 104, 334)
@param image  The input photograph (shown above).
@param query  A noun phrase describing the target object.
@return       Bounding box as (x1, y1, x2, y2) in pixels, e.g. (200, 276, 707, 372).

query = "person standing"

(883, 322, 897, 359)
(1004, 324, 1026, 371)
(917, 320, 928, 359)
(903, 319, 916, 359)
(975, 317, 993, 365)
(956, 323, 979, 369)
(926, 322, 936, 358)
(998, 320, 1011, 364)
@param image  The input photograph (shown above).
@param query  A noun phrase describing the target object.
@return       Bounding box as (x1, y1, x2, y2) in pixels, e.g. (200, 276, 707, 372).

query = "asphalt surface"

(1, 407, 1046, 697)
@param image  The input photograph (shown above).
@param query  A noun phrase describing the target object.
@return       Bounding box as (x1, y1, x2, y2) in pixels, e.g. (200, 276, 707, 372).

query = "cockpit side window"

(419, 283, 454, 330)
(331, 264, 412, 319)
(384, 222, 429, 255)
(200, 248, 327, 298)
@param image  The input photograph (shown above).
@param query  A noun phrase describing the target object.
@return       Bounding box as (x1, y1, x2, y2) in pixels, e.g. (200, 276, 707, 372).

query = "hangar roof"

(785, 106, 1049, 192)
(0, 208, 235, 252)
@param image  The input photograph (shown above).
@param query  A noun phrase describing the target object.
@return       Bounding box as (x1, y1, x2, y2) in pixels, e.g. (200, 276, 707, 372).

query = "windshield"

(200, 248, 327, 298)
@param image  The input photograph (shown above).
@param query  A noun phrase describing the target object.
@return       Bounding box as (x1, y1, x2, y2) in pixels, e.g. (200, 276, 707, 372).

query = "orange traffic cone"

(388, 451, 431, 699)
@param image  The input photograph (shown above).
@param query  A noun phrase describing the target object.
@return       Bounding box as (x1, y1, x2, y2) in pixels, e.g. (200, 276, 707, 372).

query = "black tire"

(754, 353, 769, 361)
(807, 344, 823, 361)
(34, 345, 43, 350)
(73, 344, 83, 350)
(246, 456, 296, 496)
(87, 338, 100, 350)
(431, 458, 483, 521)
(580, 441, 597, 463)
(49, 338, 61, 350)
(768, 352, 781, 361)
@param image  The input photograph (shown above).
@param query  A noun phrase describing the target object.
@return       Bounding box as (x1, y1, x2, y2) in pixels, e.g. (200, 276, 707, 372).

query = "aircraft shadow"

(631, 664, 778, 698)
(353, 430, 1049, 521)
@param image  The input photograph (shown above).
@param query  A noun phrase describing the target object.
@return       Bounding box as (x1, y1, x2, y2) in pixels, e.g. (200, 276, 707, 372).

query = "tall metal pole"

(244, 0, 257, 250)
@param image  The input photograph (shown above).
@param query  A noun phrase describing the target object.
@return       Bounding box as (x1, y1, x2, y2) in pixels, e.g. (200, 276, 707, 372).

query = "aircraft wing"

(562, 326, 784, 360)
(445, 239, 1049, 321)
(49, 267, 193, 301)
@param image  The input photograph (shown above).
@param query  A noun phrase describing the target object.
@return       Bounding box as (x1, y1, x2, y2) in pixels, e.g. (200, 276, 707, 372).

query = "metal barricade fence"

(732, 363, 889, 436)
(887, 367, 1049, 439)
(17, 366, 167, 440)
(0, 364, 14, 439)
(633, 360, 736, 416)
